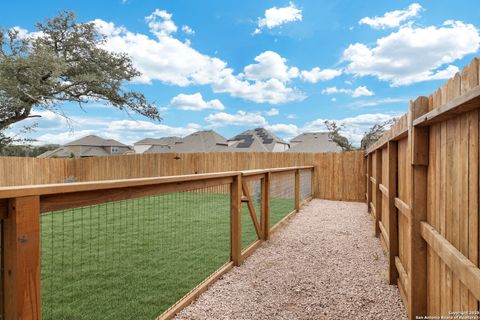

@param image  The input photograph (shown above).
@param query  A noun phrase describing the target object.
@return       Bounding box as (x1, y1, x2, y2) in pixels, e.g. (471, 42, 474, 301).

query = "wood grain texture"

(387, 142, 399, 285)
(3, 196, 41, 320)
(241, 180, 262, 239)
(0, 152, 365, 202)
(365, 57, 480, 318)
(408, 98, 429, 320)
(374, 149, 383, 237)
(421, 222, 480, 301)
(230, 175, 242, 266)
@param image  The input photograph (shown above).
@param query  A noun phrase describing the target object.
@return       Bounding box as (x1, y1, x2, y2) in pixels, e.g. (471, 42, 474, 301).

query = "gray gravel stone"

(175, 199, 407, 320)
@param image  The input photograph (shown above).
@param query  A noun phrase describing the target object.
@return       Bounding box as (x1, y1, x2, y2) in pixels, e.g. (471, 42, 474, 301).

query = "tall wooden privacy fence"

(366, 57, 480, 319)
(0, 166, 313, 319)
(0, 151, 365, 202)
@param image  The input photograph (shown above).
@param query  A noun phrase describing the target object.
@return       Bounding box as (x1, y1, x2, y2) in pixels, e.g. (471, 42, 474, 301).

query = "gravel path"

(175, 199, 407, 320)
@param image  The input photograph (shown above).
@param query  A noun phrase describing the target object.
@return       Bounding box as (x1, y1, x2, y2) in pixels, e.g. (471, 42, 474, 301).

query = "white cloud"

(300, 67, 342, 83)
(304, 113, 400, 145)
(8, 109, 201, 145)
(243, 51, 299, 82)
(170, 93, 224, 111)
(254, 2, 302, 34)
(266, 123, 300, 137)
(181, 25, 195, 35)
(11, 26, 28, 38)
(348, 97, 408, 108)
(343, 20, 480, 86)
(359, 3, 422, 29)
(32, 120, 200, 145)
(93, 13, 306, 104)
(265, 108, 279, 116)
(107, 120, 200, 136)
(322, 86, 374, 97)
(145, 9, 178, 37)
(205, 111, 267, 127)
(212, 76, 306, 104)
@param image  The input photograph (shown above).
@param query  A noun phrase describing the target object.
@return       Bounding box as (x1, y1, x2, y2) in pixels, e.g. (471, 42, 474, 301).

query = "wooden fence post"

(367, 155, 372, 213)
(374, 150, 383, 237)
(295, 169, 300, 211)
(408, 97, 429, 319)
(262, 172, 271, 241)
(3, 196, 42, 320)
(230, 174, 242, 266)
(387, 141, 399, 284)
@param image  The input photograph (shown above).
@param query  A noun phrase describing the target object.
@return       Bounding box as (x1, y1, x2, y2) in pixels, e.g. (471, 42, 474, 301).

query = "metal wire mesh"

(241, 177, 262, 250)
(269, 172, 295, 228)
(40, 184, 231, 320)
(300, 169, 313, 202)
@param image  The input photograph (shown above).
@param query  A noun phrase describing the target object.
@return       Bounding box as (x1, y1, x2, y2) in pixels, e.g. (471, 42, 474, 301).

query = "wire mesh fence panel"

(241, 177, 262, 250)
(40, 184, 231, 320)
(300, 169, 313, 202)
(269, 171, 295, 228)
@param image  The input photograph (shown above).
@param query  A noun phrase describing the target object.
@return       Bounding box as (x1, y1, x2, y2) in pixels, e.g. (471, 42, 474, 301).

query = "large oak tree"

(0, 11, 160, 146)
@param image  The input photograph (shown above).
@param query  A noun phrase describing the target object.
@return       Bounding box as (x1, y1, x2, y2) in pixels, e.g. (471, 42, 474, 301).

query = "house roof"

(286, 132, 342, 153)
(228, 128, 288, 152)
(144, 145, 176, 154)
(134, 137, 182, 146)
(37, 144, 132, 158)
(80, 146, 110, 157)
(169, 130, 229, 153)
(37, 147, 72, 158)
(65, 135, 128, 147)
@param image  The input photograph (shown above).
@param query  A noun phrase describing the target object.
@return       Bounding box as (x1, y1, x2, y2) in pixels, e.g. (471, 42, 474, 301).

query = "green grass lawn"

(40, 191, 294, 320)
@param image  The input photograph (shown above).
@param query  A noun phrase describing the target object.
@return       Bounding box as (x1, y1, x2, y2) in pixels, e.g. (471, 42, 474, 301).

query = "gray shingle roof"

(228, 128, 289, 152)
(169, 130, 229, 153)
(286, 132, 342, 153)
(134, 137, 182, 146)
(65, 135, 127, 147)
(144, 145, 176, 153)
(37, 147, 72, 158)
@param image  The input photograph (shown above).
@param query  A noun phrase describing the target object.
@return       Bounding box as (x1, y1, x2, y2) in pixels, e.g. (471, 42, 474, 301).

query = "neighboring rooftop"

(168, 130, 229, 153)
(134, 137, 182, 146)
(38, 135, 132, 158)
(133, 137, 183, 154)
(228, 128, 289, 152)
(286, 132, 341, 153)
(65, 135, 128, 147)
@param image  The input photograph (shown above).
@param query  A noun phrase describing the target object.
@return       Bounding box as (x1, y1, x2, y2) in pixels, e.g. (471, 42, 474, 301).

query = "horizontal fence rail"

(365, 57, 480, 319)
(0, 151, 366, 202)
(0, 166, 314, 320)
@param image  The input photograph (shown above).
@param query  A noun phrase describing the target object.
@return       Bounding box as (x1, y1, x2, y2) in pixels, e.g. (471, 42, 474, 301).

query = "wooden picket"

(0, 151, 365, 202)
(365, 57, 480, 319)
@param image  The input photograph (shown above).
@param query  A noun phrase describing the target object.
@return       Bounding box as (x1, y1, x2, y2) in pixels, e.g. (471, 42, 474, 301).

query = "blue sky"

(3, 0, 480, 145)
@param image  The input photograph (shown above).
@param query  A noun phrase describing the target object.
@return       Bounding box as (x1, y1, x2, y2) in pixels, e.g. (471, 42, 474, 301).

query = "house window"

(111, 147, 119, 153)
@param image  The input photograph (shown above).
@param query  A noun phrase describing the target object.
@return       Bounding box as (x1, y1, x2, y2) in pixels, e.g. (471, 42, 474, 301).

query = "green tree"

(0, 11, 160, 146)
(360, 120, 396, 150)
(324, 120, 354, 151)
(0, 143, 59, 157)
(324, 119, 396, 151)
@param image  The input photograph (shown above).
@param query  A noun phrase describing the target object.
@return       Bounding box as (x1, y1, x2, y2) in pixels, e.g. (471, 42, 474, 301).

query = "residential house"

(227, 128, 290, 152)
(167, 130, 229, 153)
(133, 137, 182, 154)
(37, 135, 133, 158)
(286, 132, 342, 153)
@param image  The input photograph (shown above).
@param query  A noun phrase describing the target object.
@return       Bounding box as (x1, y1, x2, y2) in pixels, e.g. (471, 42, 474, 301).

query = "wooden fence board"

(365, 57, 480, 319)
(0, 151, 365, 202)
